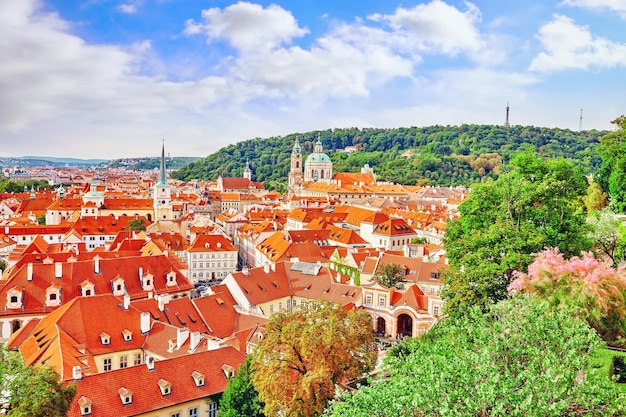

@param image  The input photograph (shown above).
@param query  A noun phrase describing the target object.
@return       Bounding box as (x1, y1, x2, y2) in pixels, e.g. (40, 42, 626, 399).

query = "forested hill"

(171, 125, 606, 190)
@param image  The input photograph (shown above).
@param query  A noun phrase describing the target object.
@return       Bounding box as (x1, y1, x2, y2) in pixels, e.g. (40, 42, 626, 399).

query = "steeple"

(504, 102, 510, 129)
(244, 159, 252, 181)
(30, 185, 36, 200)
(157, 139, 167, 186)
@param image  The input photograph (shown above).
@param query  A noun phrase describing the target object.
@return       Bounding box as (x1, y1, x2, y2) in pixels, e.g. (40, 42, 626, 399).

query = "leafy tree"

(0, 259, 8, 272)
(373, 263, 405, 288)
(36, 214, 46, 225)
(443, 153, 590, 315)
(126, 217, 147, 231)
(0, 345, 76, 417)
(509, 248, 626, 346)
(250, 300, 377, 417)
(587, 208, 626, 266)
(220, 356, 265, 417)
(596, 116, 626, 212)
(584, 181, 609, 213)
(325, 296, 626, 417)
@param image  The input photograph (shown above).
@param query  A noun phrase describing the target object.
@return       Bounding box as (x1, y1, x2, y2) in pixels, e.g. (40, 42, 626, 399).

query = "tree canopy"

(219, 356, 265, 417)
(250, 301, 377, 417)
(0, 345, 76, 417)
(596, 116, 626, 212)
(373, 263, 405, 288)
(442, 152, 590, 315)
(325, 296, 626, 417)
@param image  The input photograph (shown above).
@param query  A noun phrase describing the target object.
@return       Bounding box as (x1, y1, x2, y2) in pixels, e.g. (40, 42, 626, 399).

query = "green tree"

(36, 214, 46, 225)
(596, 116, 626, 212)
(373, 263, 405, 288)
(587, 208, 626, 266)
(443, 153, 590, 315)
(126, 217, 147, 231)
(325, 296, 626, 417)
(251, 301, 377, 417)
(0, 259, 7, 272)
(220, 356, 265, 417)
(584, 181, 609, 213)
(0, 345, 76, 417)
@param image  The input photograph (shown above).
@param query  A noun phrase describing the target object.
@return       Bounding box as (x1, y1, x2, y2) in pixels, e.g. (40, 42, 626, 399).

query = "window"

(171, 413, 180, 417)
(269, 304, 274, 313)
(433, 305, 440, 316)
(119, 355, 128, 369)
(208, 403, 218, 417)
(365, 293, 372, 305)
(49, 293, 57, 301)
(10, 295, 17, 303)
(134, 353, 142, 365)
(103, 358, 112, 372)
(189, 409, 198, 417)
(378, 295, 386, 307)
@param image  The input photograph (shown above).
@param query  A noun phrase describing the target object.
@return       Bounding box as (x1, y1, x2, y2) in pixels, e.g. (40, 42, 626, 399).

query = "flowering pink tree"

(509, 248, 626, 345)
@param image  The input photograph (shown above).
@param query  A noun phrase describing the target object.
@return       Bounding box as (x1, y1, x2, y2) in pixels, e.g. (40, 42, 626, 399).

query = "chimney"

(94, 257, 100, 274)
(138, 267, 143, 280)
(145, 355, 155, 371)
(123, 294, 130, 311)
(55, 262, 62, 278)
(270, 263, 276, 272)
(264, 263, 270, 274)
(189, 331, 201, 352)
(27, 263, 33, 281)
(157, 295, 167, 312)
(242, 266, 249, 276)
(177, 328, 189, 349)
(140, 311, 151, 334)
(72, 366, 82, 380)
(423, 254, 429, 263)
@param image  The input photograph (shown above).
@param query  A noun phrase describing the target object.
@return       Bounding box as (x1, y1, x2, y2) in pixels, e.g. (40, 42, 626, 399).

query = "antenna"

(504, 102, 510, 128)
(579, 109, 583, 132)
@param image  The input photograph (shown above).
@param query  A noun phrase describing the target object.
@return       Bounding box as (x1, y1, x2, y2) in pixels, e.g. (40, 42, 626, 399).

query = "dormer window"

(78, 396, 92, 416)
(192, 371, 205, 387)
(6, 287, 23, 309)
(45, 285, 62, 307)
(118, 387, 132, 405)
(122, 329, 132, 342)
(81, 280, 95, 297)
(100, 332, 110, 346)
(165, 271, 176, 287)
(221, 364, 236, 378)
(111, 277, 125, 296)
(157, 378, 171, 396)
(141, 273, 154, 291)
(430, 272, 440, 280)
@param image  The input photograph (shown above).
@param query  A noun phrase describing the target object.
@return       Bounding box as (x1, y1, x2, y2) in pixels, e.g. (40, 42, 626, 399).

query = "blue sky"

(1, 0, 626, 159)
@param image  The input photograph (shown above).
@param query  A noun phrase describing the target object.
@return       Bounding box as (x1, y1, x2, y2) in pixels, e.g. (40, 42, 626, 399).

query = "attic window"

(100, 332, 110, 346)
(221, 364, 236, 378)
(157, 378, 171, 396)
(122, 329, 132, 342)
(430, 272, 440, 280)
(78, 396, 92, 416)
(191, 370, 205, 387)
(118, 387, 132, 405)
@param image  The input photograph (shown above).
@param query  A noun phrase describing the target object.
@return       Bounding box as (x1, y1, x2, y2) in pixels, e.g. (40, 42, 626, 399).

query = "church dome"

(306, 152, 331, 163)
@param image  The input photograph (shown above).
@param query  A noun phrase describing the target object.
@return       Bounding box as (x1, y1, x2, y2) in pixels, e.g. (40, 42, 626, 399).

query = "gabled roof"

(66, 347, 246, 417)
(373, 218, 416, 236)
(188, 234, 237, 253)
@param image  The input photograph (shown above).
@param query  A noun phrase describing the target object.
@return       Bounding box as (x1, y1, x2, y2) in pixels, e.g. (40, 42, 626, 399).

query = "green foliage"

(251, 300, 377, 417)
(220, 356, 265, 417)
(596, 116, 626, 212)
(102, 156, 201, 171)
(0, 259, 7, 272)
(36, 214, 46, 225)
(442, 152, 591, 315)
(586, 208, 626, 266)
(0, 180, 50, 193)
(126, 217, 147, 231)
(171, 125, 604, 188)
(373, 263, 405, 288)
(584, 181, 609, 213)
(325, 296, 626, 417)
(0, 345, 76, 417)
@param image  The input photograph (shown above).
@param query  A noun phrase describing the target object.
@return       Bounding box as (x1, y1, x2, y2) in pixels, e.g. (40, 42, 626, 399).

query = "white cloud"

(529, 14, 626, 72)
(561, 0, 626, 18)
(184, 2, 308, 52)
(368, 0, 483, 56)
(118, 3, 139, 14)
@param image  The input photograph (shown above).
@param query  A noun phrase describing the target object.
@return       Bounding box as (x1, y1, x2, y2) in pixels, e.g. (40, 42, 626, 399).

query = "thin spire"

(158, 139, 167, 185)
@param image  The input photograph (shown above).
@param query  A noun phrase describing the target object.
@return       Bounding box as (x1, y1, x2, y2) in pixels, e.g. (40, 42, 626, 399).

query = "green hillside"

(172, 125, 605, 190)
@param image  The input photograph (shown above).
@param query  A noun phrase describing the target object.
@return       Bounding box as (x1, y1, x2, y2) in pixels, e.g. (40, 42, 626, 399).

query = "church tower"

(244, 159, 252, 181)
(288, 138, 303, 196)
(154, 141, 173, 221)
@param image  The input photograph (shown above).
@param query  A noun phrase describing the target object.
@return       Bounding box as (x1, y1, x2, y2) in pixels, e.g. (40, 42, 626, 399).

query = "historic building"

(288, 138, 303, 196)
(304, 139, 332, 184)
(153, 142, 174, 221)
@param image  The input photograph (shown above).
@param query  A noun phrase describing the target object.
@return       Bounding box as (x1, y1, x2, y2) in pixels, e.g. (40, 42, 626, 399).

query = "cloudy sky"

(1, 0, 625, 159)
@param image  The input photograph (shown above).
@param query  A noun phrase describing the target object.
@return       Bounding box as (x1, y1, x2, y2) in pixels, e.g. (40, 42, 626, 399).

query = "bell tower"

(154, 140, 173, 221)
(288, 138, 303, 196)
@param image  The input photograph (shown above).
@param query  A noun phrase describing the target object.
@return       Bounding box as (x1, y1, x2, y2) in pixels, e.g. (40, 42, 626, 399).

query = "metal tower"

(504, 102, 510, 128)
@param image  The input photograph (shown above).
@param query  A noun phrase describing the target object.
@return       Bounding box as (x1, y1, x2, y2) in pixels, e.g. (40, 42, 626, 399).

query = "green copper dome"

(305, 152, 331, 163)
